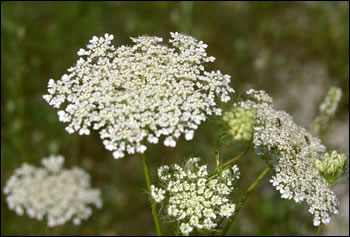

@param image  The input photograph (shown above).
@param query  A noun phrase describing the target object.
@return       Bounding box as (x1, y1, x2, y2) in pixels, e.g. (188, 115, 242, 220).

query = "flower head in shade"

(312, 87, 342, 135)
(313, 150, 347, 183)
(150, 158, 240, 235)
(223, 107, 256, 142)
(236, 89, 339, 226)
(4, 155, 102, 227)
(319, 87, 342, 116)
(43, 33, 234, 159)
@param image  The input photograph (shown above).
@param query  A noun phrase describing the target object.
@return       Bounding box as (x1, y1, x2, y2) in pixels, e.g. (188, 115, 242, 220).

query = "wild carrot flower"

(150, 158, 240, 235)
(4, 155, 102, 227)
(235, 89, 340, 226)
(43, 33, 234, 159)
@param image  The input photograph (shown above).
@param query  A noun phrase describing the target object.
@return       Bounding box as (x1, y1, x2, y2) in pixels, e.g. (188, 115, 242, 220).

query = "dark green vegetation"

(1, 2, 349, 236)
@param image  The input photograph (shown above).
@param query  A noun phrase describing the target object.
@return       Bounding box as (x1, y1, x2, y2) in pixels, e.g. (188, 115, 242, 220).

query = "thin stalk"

(215, 149, 220, 170)
(142, 152, 162, 236)
(216, 145, 251, 174)
(222, 150, 245, 168)
(41, 224, 51, 236)
(221, 166, 272, 236)
(46, 226, 51, 236)
(316, 224, 323, 236)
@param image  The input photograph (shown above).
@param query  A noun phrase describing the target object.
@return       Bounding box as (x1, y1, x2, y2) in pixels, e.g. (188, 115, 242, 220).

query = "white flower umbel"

(236, 89, 339, 226)
(4, 155, 102, 227)
(150, 158, 240, 235)
(43, 33, 234, 159)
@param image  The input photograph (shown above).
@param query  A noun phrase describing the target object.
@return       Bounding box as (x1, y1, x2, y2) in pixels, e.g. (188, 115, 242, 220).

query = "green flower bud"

(223, 107, 256, 142)
(313, 151, 347, 183)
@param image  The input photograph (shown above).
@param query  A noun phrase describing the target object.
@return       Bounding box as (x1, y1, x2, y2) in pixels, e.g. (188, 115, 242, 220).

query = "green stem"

(221, 166, 272, 236)
(222, 150, 245, 168)
(41, 224, 51, 236)
(215, 149, 220, 170)
(316, 224, 323, 236)
(46, 226, 51, 236)
(214, 145, 251, 175)
(142, 152, 162, 236)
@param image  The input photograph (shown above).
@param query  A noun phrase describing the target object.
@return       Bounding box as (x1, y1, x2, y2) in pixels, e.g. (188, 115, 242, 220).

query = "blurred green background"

(1, 1, 349, 236)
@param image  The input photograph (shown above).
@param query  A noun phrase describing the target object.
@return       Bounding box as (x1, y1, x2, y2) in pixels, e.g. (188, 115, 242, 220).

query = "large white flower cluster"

(236, 89, 339, 226)
(4, 155, 102, 227)
(43, 32, 234, 159)
(150, 158, 240, 235)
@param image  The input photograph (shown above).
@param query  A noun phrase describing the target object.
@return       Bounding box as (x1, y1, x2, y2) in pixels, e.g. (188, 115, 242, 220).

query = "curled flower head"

(237, 89, 339, 226)
(151, 158, 239, 235)
(223, 107, 256, 142)
(313, 151, 347, 183)
(4, 155, 102, 227)
(43, 33, 234, 159)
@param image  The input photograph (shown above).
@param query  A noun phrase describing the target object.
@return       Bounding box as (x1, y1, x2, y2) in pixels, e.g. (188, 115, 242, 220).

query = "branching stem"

(221, 166, 272, 236)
